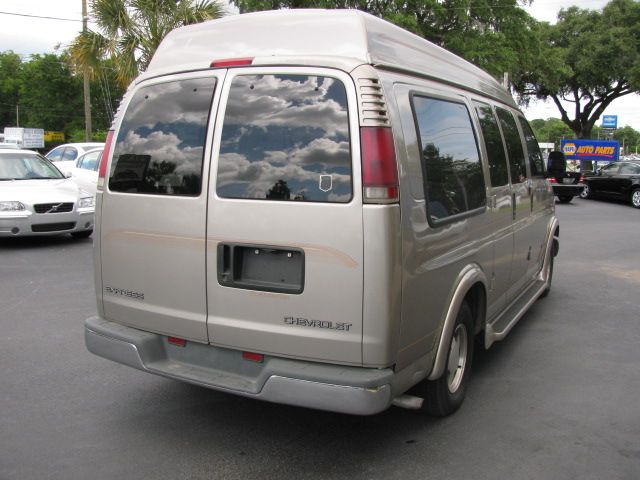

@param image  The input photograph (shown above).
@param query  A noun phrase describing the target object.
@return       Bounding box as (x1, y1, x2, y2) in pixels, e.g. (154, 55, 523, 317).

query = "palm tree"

(70, 0, 225, 87)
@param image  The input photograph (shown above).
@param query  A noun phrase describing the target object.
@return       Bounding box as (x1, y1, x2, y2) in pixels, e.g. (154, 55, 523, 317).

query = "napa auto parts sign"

(561, 140, 620, 162)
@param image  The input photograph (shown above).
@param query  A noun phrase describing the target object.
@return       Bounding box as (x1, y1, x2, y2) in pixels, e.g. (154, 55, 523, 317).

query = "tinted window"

(620, 163, 640, 174)
(412, 96, 485, 222)
(496, 108, 527, 184)
(109, 77, 215, 195)
(216, 74, 351, 202)
(47, 147, 64, 162)
(78, 150, 101, 171)
(601, 163, 619, 173)
(518, 116, 545, 177)
(62, 147, 77, 161)
(474, 102, 509, 187)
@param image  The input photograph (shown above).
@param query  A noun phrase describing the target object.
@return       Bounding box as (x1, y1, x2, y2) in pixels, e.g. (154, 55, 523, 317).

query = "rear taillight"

(579, 175, 585, 183)
(548, 177, 557, 183)
(360, 127, 399, 203)
(97, 130, 114, 191)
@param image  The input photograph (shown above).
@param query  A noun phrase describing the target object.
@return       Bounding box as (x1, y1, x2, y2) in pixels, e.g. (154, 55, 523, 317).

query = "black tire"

(558, 195, 573, 203)
(540, 250, 554, 298)
(71, 229, 93, 239)
(419, 302, 474, 417)
(631, 188, 640, 209)
(579, 184, 591, 199)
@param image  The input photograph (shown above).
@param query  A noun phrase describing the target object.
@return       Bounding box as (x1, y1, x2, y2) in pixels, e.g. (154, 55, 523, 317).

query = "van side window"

(474, 102, 509, 187)
(412, 95, 485, 222)
(109, 77, 215, 196)
(496, 108, 527, 184)
(216, 75, 352, 203)
(518, 116, 545, 177)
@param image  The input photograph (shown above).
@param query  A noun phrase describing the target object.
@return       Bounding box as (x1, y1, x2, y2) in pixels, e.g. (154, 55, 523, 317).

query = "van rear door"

(100, 72, 224, 342)
(205, 68, 364, 365)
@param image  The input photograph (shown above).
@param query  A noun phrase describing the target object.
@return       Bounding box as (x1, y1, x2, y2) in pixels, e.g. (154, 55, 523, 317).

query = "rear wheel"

(419, 302, 474, 417)
(558, 195, 573, 203)
(631, 189, 640, 209)
(580, 184, 591, 199)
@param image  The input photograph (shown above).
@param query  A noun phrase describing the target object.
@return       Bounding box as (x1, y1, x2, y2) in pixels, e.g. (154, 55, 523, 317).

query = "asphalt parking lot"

(1, 198, 639, 480)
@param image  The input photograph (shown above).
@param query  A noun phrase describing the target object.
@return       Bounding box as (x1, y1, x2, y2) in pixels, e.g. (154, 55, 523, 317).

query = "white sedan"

(70, 148, 102, 196)
(45, 142, 105, 174)
(0, 149, 95, 238)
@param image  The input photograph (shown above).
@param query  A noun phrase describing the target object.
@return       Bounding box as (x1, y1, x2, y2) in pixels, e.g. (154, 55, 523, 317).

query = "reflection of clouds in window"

(119, 130, 202, 175)
(259, 138, 349, 168)
(224, 75, 348, 138)
(217, 152, 350, 199)
(217, 74, 352, 202)
(124, 80, 214, 128)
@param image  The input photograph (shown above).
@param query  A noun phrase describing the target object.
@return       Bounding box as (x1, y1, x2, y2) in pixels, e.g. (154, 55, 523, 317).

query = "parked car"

(0, 148, 95, 237)
(71, 148, 102, 196)
(45, 142, 105, 174)
(546, 151, 585, 203)
(85, 10, 558, 417)
(580, 161, 640, 208)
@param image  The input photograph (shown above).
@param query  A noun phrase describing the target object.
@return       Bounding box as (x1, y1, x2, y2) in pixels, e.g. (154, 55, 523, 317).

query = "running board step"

(485, 279, 547, 348)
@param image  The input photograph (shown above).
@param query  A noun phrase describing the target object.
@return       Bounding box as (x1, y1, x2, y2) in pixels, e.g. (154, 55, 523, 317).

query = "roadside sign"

(44, 131, 65, 142)
(561, 139, 620, 162)
(601, 115, 617, 129)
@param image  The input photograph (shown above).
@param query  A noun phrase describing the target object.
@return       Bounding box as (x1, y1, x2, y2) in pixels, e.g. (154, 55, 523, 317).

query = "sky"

(0, 0, 638, 131)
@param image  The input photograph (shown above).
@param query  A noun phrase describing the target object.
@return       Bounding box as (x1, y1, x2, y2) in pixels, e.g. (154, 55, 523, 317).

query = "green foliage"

(613, 125, 640, 153)
(70, 0, 225, 87)
(529, 117, 574, 146)
(514, 0, 640, 139)
(0, 51, 124, 138)
(0, 52, 22, 129)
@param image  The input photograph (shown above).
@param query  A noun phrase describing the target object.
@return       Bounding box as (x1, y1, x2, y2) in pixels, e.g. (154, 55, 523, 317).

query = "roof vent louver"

(357, 77, 389, 127)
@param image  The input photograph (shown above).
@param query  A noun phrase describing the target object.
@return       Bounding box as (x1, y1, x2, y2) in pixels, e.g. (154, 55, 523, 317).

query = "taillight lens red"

(97, 130, 114, 191)
(360, 127, 399, 203)
(210, 57, 254, 68)
(579, 175, 585, 183)
(548, 177, 557, 183)
(168, 336, 186, 347)
(242, 351, 264, 363)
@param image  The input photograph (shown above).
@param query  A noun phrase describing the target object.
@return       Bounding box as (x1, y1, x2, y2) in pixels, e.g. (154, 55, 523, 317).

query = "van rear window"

(109, 77, 215, 195)
(216, 74, 352, 202)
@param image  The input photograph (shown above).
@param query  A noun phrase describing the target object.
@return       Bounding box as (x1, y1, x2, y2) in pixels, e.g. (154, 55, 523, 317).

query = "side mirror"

(64, 171, 73, 178)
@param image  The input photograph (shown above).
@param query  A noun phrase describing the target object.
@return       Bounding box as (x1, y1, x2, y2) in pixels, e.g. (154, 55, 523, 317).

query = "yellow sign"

(44, 131, 65, 142)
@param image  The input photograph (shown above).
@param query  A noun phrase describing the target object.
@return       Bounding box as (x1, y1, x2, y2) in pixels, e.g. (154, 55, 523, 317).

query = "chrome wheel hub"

(632, 190, 640, 208)
(447, 324, 468, 394)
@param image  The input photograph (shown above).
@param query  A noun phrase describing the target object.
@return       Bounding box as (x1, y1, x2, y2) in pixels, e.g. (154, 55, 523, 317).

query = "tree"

(0, 52, 22, 129)
(231, 0, 540, 80)
(70, 0, 225, 88)
(529, 117, 573, 146)
(514, 0, 640, 139)
(0, 51, 124, 141)
(613, 125, 640, 154)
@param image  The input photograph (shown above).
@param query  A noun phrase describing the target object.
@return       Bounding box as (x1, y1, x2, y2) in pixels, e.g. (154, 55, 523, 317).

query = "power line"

(0, 11, 81, 22)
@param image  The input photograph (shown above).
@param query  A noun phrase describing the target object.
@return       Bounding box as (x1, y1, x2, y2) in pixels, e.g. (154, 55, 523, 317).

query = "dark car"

(546, 151, 585, 203)
(580, 161, 640, 208)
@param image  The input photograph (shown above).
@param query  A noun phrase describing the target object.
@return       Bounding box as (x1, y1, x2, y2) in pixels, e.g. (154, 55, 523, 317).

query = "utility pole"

(82, 0, 92, 141)
(16, 104, 19, 127)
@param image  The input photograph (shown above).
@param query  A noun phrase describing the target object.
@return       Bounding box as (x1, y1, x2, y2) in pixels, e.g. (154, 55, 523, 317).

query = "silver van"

(85, 10, 558, 416)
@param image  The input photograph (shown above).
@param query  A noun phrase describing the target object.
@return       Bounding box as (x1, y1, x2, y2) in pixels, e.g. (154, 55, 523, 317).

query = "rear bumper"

(85, 316, 394, 415)
(552, 184, 584, 197)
